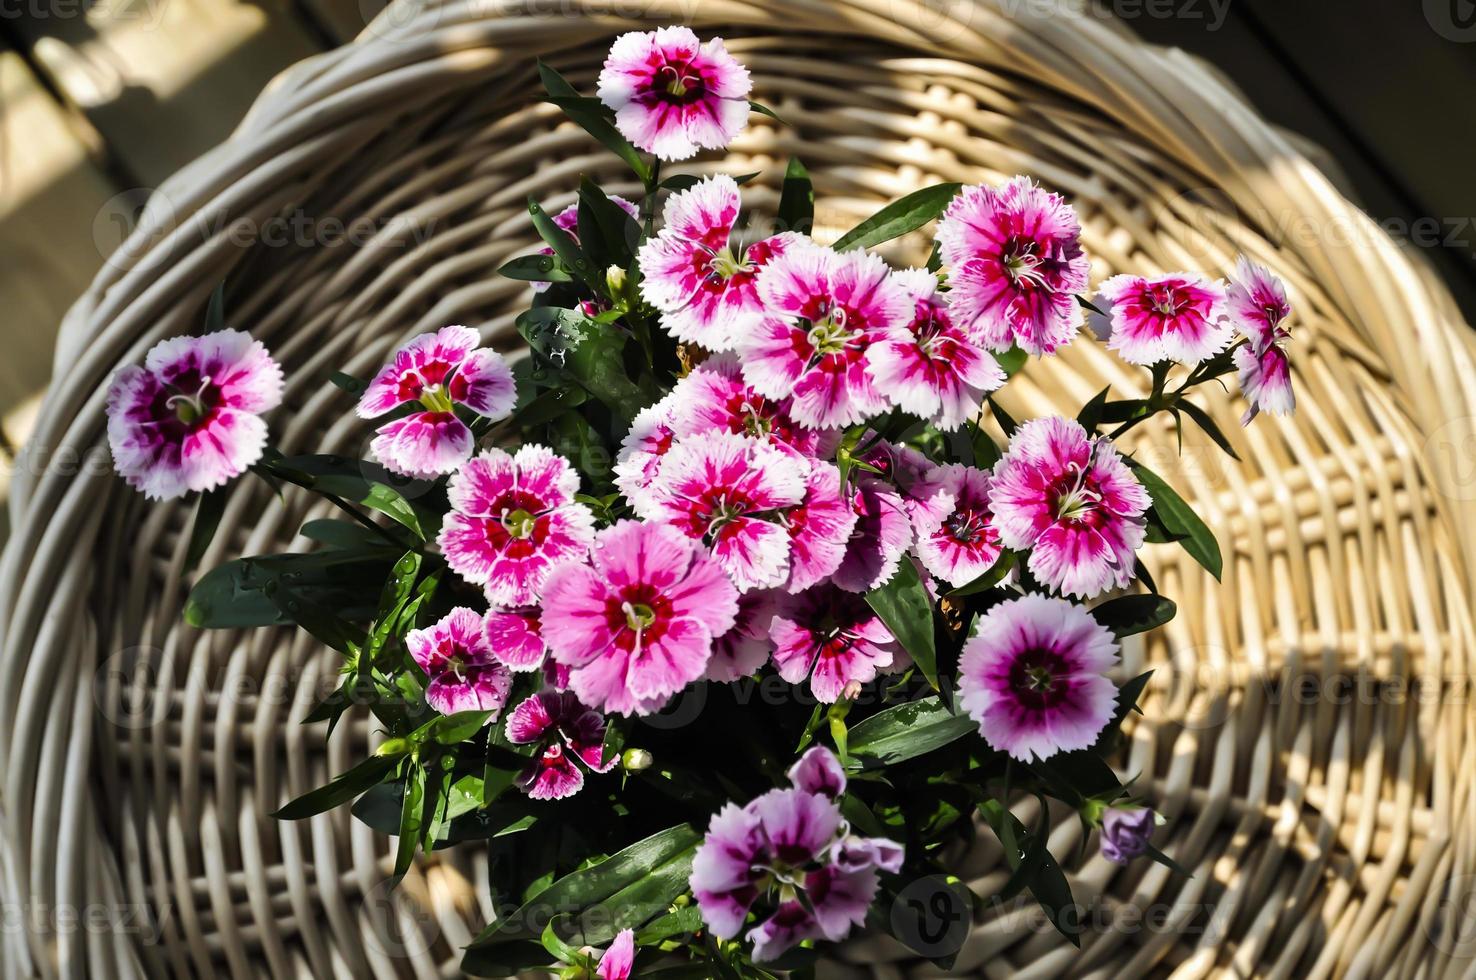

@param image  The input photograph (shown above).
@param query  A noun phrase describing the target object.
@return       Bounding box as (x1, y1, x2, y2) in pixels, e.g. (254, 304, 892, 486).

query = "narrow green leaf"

(1177, 399, 1241, 460)
(328, 371, 366, 397)
(1127, 461, 1223, 580)
(1076, 385, 1111, 430)
(865, 561, 939, 689)
(538, 62, 650, 182)
(848, 697, 976, 767)
(204, 282, 226, 332)
(778, 157, 813, 233)
(832, 182, 962, 252)
(498, 254, 568, 283)
(273, 755, 396, 819)
(184, 487, 227, 572)
(528, 197, 598, 291)
(987, 396, 1019, 438)
(1089, 593, 1176, 638)
(748, 100, 786, 124)
(947, 550, 1016, 598)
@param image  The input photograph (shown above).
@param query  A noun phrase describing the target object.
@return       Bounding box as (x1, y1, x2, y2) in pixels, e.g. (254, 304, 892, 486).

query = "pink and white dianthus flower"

(484, 608, 546, 672)
(769, 586, 900, 703)
(1097, 271, 1231, 365)
(613, 397, 678, 510)
(861, 439, 956, 533)
(638, 176, 796, 349)
(670, 354, 834, 459)
(593, 929, 635, 980)
(832, 477, 913, 594)
(780, 460, 859, 593)
(637, 430, 808, 592)
(541, 520, 739, 716)
(937, 177, 1090, 356)
(598, 28, 752, 161)
(691, 748, 903, 962)
(913, 464, 1003, 588)
(356, 325, 516, 479)
(106, 329, 283, 500)
(958, 594, 1119, 762)
(405, 608, 513, 718)
(1227, 256, 1295, 425)
(533, 196, 640, 292)
(505, 691, 617, 800)
(706, 590, 779, 683)
(866, 268, 1005, 430)
(740, 243, 912, 429)
(990, 417, 1150, 599)
(438, 444, 596, 606)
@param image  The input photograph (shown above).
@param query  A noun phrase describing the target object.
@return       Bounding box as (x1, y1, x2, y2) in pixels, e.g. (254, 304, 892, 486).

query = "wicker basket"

(4, 1, 1476, 977)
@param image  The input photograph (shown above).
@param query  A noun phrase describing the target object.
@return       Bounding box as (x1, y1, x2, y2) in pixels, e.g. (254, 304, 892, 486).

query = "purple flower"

(404, 608, 513, 718)
(690, 748, 903, 962)
(1100, 807, 1157, 864)
(504, 691, 616, 801)
(958, 594, 1119, 762)
(106, 329, 283, 500)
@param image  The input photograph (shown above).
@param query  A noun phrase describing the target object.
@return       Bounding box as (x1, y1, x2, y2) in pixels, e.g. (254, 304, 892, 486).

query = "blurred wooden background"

(2, 0, 1474, 529)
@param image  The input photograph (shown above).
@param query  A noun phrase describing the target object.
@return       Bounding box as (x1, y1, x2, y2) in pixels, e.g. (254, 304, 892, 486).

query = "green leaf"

(832, 182, 962, 252)
(778, 157, 813, 233)
(528, 197, 599, 291)
(1145, 842, 1192, 877)
(987, 396, 1019, 438)
(748, 100, 786, 124)
(418, 710, 493, 746)
(498, 253, 569, 283)
(299, 518, 398, 552)
(185, 550, 394, 629)
(538, 62, 650, 182)
(577, 176, 643, 270)
(204, 282, 226, 332)
(636, 904, 702, 944)
(865, 561, 939, 689)
(328, 371, 366, 398)
(946, 550, 1016, 598)
(466, 825, 700, 962)
(970, 422, 1002, 469)
(393, 762, 434, 878)
(1076, 294, 1106, 317)
(273, 755, 396, 819)
(848, 697, 976, 767)
(257, 454, 433, 540)
(995, 346, 1028, 379)
(1128, 461, 1222, 580)
(184, 487, 228, 572)
(1076, 386, 1111, 430)
(1089, 593, 1176, 638)
(1177, 399, 1241, 460)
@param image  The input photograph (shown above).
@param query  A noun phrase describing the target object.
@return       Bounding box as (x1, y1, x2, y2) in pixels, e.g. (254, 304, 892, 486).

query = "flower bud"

(374, 737, 411, 758)
(622, 748, 654, 772)
(1099, 806, 1156, 864)
(606, 265, 627, 294)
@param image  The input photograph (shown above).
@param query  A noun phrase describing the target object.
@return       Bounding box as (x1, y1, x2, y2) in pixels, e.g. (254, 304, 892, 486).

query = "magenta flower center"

(605, 585, 673, 651)
(157, 371, 221, 431)
(418, 383, 455, 413)
(651, 61, 708, 104)
(1007, 648, 1073, 710)
(1000, 236, 1050, 291)
(945, 509, 989, 544)
(1051, 462, 1106, 526)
